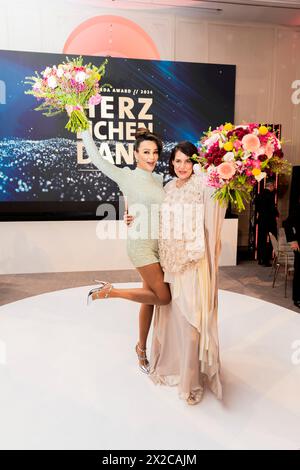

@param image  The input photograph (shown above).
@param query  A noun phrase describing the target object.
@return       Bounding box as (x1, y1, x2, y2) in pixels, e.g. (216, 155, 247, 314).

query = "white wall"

(0, 219, 237, 274)
(0, 0, 299, 272)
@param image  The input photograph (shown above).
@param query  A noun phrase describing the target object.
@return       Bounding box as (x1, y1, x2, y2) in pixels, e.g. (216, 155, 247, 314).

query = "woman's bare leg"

(139, 287, 154, 349)
(136, 285, 154, 369)
(93, 262, 171, 306)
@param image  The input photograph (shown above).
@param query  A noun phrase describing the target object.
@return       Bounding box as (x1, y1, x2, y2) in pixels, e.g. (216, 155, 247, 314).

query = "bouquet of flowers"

(24, 56, 109, 132)
(192, 123, 291, 212)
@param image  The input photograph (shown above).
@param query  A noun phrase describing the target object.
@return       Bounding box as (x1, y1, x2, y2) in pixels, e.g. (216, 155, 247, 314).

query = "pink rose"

(88, 93, 102, 106)
(242, 134, 260, 152)
(252, 160, 261, 169)
(234, 140, 242, 150)
(217, 162, 236, 180)
(248, 122, 259, 132)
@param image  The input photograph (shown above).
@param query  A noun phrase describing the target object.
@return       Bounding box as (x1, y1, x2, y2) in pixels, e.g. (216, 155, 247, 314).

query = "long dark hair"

(134, 127, 163, 156)
(169, 141, 199, 177)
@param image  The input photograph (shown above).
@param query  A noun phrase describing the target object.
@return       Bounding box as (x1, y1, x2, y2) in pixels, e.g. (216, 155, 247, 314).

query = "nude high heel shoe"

(86, 281, 113, 306)
(186, 388, 204, 405)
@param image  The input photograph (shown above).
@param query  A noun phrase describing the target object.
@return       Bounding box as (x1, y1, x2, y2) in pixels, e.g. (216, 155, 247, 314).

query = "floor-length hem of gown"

(149, 371, 205, 404)
(149, 360, 223, 402)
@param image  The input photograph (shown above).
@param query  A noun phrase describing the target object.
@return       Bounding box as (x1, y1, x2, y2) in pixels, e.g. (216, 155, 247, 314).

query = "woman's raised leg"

(91, 262, 171, 306)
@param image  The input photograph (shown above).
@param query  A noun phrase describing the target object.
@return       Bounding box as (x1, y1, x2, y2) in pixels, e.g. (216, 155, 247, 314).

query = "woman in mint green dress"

(82, 127, 170, 373)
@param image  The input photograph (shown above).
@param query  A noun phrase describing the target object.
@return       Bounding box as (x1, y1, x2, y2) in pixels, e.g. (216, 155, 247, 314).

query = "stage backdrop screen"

(0, 50, 236, 220)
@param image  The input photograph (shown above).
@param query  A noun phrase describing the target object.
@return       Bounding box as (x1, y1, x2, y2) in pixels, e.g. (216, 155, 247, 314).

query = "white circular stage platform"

(0, 283, 299, 450)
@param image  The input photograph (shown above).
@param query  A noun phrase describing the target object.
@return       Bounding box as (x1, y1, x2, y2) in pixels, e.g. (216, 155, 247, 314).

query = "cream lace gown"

(149, 174, 227, 404)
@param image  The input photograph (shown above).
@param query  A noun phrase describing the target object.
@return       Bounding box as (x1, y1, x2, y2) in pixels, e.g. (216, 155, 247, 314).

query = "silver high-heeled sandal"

(135, 343, 150, 374)
(86, 281, 113, 306)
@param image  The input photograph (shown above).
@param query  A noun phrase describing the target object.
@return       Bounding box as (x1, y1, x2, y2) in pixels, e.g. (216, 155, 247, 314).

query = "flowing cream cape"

(150, 175, 227, 402)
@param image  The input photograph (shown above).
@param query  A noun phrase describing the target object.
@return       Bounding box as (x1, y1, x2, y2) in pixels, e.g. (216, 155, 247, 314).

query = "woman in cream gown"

(149, 142, 227, 405)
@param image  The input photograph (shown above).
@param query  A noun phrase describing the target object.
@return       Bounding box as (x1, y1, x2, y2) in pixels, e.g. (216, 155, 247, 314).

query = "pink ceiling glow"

(63, 15, 160, 59)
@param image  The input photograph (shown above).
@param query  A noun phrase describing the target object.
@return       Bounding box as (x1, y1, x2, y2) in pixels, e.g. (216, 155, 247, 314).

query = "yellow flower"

(224, 141, 234, 151)
(95, 73, 101, 81)
(224, 122, 233, 131)
(259, 125, 268, 135)
(252, 168, 261, 176)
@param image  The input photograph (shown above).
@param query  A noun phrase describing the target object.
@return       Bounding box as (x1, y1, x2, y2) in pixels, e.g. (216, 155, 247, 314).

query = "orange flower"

(217, 162, 236, 180)
(242, 134, 260, 152)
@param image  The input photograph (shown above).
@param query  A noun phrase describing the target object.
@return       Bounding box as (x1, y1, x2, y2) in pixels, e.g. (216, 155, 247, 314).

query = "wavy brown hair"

(169, 141, 199, 177)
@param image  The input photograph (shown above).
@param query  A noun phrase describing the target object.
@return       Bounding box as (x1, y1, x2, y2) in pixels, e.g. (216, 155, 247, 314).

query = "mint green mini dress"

(81, 130, 165, 267)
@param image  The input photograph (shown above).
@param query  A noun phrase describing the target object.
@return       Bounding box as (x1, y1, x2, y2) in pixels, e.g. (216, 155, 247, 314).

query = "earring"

(136, 158, 139, 163)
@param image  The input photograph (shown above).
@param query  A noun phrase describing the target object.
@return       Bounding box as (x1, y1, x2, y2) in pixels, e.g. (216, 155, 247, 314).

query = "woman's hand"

(65, 105, 73, 117)
(123, 211, 134, 227)
(290, 241, 300, 251)
(65, 104, 84, 116)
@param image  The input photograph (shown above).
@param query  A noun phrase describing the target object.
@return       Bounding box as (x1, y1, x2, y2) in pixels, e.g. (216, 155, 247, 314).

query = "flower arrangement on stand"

(192, 123, 291, 212)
